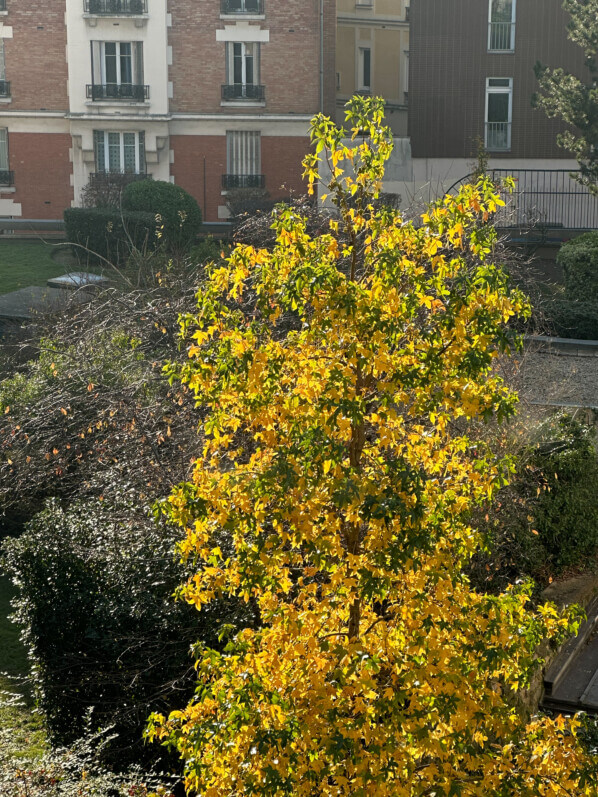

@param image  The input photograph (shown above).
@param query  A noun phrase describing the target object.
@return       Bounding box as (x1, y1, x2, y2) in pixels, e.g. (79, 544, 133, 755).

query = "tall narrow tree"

(148, 98, 596, 795)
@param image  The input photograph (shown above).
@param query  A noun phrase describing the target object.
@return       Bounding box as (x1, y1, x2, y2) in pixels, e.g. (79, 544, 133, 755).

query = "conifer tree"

(147, 98, 597, 796)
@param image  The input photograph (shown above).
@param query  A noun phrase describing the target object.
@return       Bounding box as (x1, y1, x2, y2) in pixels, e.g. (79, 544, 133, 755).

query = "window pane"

(491, 0, 512, 22)
(233, 43, 242, 83)
(104, 42, 117, 83)
(94, 130, 106, 172)
(362, 48, 371, 88)
(0, 129, 9, 172)
(123, 132, 136, 173)
(120, 42, 132, 84)
(245, 47, 254, 85)
(108, 131, 121, 171)
(488, 92, 509, 123)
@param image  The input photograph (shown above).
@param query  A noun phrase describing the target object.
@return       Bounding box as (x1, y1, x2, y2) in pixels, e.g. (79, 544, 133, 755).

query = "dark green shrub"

(530, 414, 598, 569)
(545, 296, 598, 340)
(469, 414, 598, 592)
(558, 234, 598, 302)
(64, 207, 156, 265)
(188, 236, 229, 265)
(1, 499, 250, 767)
(122, 180, 202, 252)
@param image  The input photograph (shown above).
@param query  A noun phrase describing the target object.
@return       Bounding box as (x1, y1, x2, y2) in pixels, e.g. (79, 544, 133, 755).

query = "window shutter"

(134, 42, 144, 85)
(91, 41, 102, 85)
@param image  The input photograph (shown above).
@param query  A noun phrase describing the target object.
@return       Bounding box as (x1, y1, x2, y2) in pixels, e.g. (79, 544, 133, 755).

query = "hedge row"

(64, 207, 156, 265)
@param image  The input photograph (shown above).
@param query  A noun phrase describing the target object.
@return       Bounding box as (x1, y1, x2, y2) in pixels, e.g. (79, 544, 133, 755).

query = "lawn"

(0, 575, 46, 759)
(0, 240, 76, 296)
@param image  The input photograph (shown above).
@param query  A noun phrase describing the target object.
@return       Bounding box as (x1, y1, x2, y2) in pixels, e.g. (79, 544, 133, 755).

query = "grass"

(0, 575, 47, 759)
(0, 240, 77, 296)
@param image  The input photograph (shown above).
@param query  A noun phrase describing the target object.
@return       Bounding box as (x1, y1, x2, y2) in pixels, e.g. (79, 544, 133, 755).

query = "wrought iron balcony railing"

(0, 81, 10, 97)
(0, 170, 14, 186)
(87, 83, 149, 102)
(222, 174, 265, 190)
(488, 21, 515, 51)
(221, 84, 265, 101)
(221, 0, 263, 13)
(485, 121, 512, 152)
(90, 172, 150, 184)
(84, 0, 147, 13)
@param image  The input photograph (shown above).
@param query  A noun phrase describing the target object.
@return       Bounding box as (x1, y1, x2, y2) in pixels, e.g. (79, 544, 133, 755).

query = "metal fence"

(449, 169, 598, 231)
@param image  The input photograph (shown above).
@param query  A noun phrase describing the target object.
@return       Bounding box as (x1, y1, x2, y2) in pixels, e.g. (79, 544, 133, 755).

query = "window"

(485, 78, 512, 151)
(224, 42, 263, 100)
(0, 40, 8, 97)
(90, 41, 145, 100)
(94, 131, 146, 174)
(223, 130, 263, 188)
(0, 128, 11, 184)
(358, 47, 371, 93)
(221, 0, 263, 12)
(488, 0, 516, 51)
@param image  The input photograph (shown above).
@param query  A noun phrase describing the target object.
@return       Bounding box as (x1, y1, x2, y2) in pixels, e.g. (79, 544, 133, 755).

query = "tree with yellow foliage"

(147, 98, 597, 795)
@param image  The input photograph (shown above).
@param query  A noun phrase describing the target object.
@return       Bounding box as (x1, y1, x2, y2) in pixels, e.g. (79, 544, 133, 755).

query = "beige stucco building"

(336, 0, 409, 135)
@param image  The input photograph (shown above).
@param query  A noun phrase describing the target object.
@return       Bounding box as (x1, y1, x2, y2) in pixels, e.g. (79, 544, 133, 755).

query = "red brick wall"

(9, 133, 73, 219)
(168, 0, 335, 116)
(4, 1, 68, 111)
(170, 134, 310, 223)
(170, 135, 226, 224)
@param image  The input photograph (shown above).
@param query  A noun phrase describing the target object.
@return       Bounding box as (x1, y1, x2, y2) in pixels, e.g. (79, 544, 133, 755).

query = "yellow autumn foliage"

(147, 97, 597, 795)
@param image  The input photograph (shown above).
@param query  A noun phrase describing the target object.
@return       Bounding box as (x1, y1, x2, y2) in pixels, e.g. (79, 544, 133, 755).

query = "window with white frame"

(224, 130, 262, 188)
(485, 78, 512, 151)
(90, 41, 144, 99)
(225, 42, 261, 100)
(358, 47, 371, 92)
(94, 130, 146, 174)
(488, 0, 516, 51)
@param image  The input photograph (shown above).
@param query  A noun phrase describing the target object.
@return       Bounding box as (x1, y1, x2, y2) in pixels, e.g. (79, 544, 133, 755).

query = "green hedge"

(64, 207, 156, 265)
(122, 180, 202, 252)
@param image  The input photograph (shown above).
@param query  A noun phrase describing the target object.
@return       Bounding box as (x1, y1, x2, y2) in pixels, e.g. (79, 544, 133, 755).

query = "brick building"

(0, 0, 336, 224)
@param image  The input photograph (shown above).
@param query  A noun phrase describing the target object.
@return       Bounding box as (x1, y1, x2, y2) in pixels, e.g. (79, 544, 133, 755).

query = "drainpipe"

(319, 0, 324, 113)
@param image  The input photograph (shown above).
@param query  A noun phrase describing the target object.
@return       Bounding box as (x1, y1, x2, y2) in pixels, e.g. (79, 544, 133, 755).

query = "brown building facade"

(0, 0, 336, 224)
(409, 0, 588, 162)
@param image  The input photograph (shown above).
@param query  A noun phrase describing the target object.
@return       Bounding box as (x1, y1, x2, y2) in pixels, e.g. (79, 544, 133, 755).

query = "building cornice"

(337, 14, 408, 28)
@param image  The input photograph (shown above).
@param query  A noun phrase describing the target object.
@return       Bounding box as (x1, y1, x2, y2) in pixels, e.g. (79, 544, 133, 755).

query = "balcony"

(488, 21, 515, 51)
(0, 170, 14, 186)
(90, 172, 150, 185)
(485, 122, 511, 152)
(222, 174, 265, 190)
(84, 0, 147, 13)
(0, 81, 10, 98)
(221, 0, 263, 13)
(87, 83, 149, 102)
(221, 84, 265, 102)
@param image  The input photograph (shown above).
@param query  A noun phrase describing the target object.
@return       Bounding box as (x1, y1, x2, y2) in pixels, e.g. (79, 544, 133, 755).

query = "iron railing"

(90, 172, 151, 184)
(448, 169, 598, 231)
(84, 0, 147, 13)
(0, 81, 10, 97)
(87, 83, 149, 101)
(222, 174, 265, 190)
(221, 84, 265, 101)
(488, 21, 515, 51)
(0, 170, 14, 186)
(221, 0, 263, 13)
(485, 121, 511, 151)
